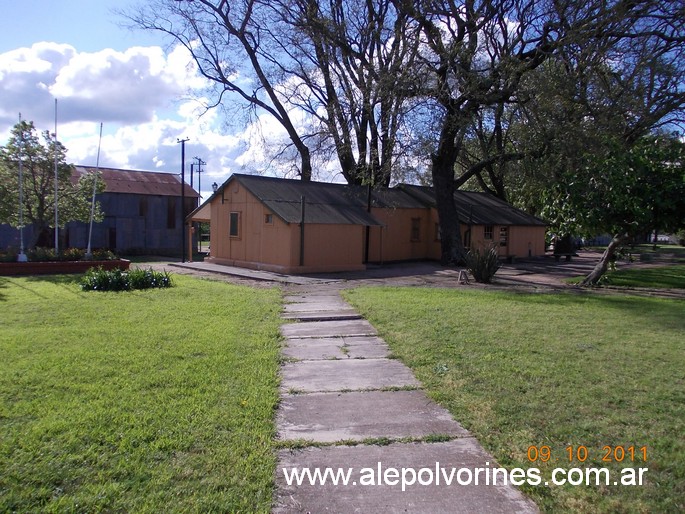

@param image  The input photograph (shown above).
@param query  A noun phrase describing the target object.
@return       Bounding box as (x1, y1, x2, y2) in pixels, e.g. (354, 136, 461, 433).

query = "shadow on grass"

(1, 276, 49, 300)
(2, 274, 84, 301)
(0, 277, 8, 302)
(495, 287, 685, 324)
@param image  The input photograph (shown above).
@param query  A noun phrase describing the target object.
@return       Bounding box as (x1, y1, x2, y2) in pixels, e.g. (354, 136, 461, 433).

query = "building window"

(265, 213, 273, 224)
(434, 223, 441, 241)
(167, 197, 177, 229)
(229, 211, 241, 238)
(484, 225, 493, 240)
(411, 217, 421, 242)
(464, 229, 471, 249)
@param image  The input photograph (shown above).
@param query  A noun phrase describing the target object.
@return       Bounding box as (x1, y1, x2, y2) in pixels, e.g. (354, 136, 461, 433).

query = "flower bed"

(0, 259, 130, 276)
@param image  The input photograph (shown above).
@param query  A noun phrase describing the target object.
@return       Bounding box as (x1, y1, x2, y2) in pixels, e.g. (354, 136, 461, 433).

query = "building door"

(108, 227, 117, 250)
(499, 226, 509, 251)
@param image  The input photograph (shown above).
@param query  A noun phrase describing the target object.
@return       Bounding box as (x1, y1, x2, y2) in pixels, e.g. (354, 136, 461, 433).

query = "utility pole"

(193, 157, 206, 196)
(177, 137, 189, 263)
(193, 157, 206, 253)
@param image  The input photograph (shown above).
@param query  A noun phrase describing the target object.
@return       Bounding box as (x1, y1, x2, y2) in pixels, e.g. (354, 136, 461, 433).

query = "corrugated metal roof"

(398, 184, 546, 226)
(193, 174, 544, 227)
(73, 166, 199, 198)
(234, 174, 383, 226)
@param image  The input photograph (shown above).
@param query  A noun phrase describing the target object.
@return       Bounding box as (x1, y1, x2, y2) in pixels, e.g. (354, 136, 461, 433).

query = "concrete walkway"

(171, 261, 340, 285)
(273, 287, 538, 513)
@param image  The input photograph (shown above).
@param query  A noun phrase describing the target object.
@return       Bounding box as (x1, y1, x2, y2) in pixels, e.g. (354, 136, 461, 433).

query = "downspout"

(299, 195, 305, 267)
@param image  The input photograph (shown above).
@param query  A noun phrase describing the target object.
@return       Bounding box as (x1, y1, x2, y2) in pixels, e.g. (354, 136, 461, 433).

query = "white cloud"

(0, 40, 341, 200)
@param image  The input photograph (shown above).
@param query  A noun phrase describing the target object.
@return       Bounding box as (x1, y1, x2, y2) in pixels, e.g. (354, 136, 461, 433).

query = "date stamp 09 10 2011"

(527, 445, 647, 464)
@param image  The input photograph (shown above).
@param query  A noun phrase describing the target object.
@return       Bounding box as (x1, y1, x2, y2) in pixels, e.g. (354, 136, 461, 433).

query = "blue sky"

(0, 1, 291, 199)
(0, 1, 162, 53)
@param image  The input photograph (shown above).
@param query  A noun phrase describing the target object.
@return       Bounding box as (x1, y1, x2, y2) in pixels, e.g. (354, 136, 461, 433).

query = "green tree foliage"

(540, 134, 685, 285)
(542, 135, 685, 237)
(0, 120, 105, 248)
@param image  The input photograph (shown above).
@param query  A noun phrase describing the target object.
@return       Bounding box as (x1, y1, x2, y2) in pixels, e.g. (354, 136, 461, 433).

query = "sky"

(0, 0, 293, 200)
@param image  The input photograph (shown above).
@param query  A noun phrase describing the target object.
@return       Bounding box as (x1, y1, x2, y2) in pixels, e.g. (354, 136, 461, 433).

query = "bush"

(80, 267, 173, 292)
(0, 248, 18, 262)
(90, 249, 117, 261)
(676, 229, 685, 246)
(464, 245, 501, 284)
(27, 247, 58, 262)
(25, 247, 118, 262)
(60, 247, 85, 261)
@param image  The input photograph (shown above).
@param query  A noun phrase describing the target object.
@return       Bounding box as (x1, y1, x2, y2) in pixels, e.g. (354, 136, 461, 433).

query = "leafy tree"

(395, 0, 685, 265)
(0, 120, 105, 249)
(540, 135, 685, 285)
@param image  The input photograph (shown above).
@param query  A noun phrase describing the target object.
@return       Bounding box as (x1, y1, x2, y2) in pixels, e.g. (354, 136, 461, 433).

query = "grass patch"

(603, 265, 685, 289)
(566, 264, 685, 289)
(343, 287, 684, 513)
(0, 275, 282, 513)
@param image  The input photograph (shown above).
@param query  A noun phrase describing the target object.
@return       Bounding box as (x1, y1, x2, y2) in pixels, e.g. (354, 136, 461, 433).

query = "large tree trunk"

(580, 233, 629, 286)
(431, 125, 466, 264)
(433, 168, 465, 265)
(299, 145, 312, 182)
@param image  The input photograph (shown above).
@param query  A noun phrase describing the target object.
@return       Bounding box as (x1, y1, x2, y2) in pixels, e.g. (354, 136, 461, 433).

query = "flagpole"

(17, 113, 27, 262)
(54, 98, 59, 254)
(86, 123, 103, 259)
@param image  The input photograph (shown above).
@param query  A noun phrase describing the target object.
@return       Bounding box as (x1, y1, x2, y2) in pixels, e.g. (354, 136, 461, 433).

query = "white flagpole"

(54, 98, 59, 254)
(86, 123, 103, 259)
(18, 113, 27, 262)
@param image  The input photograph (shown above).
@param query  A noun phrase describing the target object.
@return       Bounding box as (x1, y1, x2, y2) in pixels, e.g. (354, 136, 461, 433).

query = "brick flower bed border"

(0, 259, 130, 276)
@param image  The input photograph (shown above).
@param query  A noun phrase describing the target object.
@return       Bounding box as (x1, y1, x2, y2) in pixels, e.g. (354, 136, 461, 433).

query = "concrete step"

(274, 440, 538, 513)
(282, 336, 389, 360)
(280, 358, 419, 393)
(278, 390, 468, 443)
(281, 319, 377, 338)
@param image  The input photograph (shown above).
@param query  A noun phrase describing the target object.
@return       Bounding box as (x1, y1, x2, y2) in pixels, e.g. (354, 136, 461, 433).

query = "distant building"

(0, 167, 199, 255)
(188, 174, 546, 274)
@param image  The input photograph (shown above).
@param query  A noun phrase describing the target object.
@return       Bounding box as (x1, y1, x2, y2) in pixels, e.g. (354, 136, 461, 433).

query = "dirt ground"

(137, 250, 684, 299)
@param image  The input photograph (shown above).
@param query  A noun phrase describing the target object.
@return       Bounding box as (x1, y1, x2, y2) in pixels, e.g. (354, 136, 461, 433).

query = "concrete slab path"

(274, 289, 538, 513)
(275, 441, 536, 514)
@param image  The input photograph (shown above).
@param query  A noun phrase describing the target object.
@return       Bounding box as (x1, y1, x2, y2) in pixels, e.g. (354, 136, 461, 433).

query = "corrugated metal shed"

(73, 166, 199, 198)
(398, 184, 546, 226)
(234, 174, 382, 226)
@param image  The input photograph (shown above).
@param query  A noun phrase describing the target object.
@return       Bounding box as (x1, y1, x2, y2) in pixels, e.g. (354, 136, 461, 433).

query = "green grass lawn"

(343, 287, 684, 513)
(566, 264, 685, 289)
(603, 264, 685, 289)
(0, 274, 282, 513)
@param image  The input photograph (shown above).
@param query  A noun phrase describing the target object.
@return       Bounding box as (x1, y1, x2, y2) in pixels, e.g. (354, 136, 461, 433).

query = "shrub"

(0, 248, 18, 262)
(127, 268, 173, 290)
(80, 267, 173, 292)
(60, 247, 85, 261)
(464, 245, 501, 284)
(677, 229, 685, 246)
(27, 247, 58, 262)
(90, 249, 117, 261)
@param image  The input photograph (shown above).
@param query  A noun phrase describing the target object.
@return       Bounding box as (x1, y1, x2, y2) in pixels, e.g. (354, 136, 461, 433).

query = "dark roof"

(73, 166, 199, 198)
(190, 173, 544, 227)
(398, 184, 546, 226)
(233, 174, 382, 225)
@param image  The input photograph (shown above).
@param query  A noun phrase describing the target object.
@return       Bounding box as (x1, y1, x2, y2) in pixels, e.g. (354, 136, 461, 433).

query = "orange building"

(188, 174, 546, 274)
